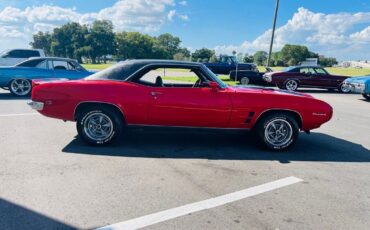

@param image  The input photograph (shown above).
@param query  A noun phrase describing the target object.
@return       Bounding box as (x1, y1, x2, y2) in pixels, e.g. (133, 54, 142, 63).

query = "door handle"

(151, 92, 163, 96)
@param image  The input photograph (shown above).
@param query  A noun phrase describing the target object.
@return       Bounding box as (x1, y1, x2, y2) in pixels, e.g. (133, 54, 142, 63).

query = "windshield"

(283, 66, 296, 72)
(202, 65, 228, 88)
(230, 56, 238, 64)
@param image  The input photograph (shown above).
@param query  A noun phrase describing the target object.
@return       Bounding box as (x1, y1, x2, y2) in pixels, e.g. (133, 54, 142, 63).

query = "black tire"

(338, 84, 351, 93)
(255, 113, 299, 151)
(76, 107, 123, 146)
(284, 79, 299, 91)
(9, 79, 32, 96)
(362, 93, 370, 100)
(239, 77, 250, 85)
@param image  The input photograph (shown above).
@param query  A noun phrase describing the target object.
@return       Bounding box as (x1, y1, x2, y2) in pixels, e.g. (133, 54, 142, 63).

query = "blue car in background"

(0, 57, 93, 96)
(343, 74, 370, 100)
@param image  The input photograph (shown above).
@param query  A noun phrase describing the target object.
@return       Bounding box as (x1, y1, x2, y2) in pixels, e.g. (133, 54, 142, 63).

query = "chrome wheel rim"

(10, 79, 31, 96)
(241, 77, 249, 85)
(83, 112, 113, 141)
(340, 84, 350, 93)
(286, 80, 298, 91)
(264, 119, 293, 147)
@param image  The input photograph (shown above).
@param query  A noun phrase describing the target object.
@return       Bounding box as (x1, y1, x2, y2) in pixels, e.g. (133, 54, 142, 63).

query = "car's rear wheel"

(362, 93, 370, 100)
(338, 84, 351, 93)
(284, 80, 299, 91)
(256, 113, 299, 151)
(77, 107, 123, 146)
(240, 77, 250, 85)
(9, 79, 32, 96)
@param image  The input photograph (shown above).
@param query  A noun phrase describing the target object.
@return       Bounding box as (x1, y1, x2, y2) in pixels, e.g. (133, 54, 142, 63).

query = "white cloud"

(179, 1, 187, 6)
(0, 0, 176, 50)
(167, 10, 176, 21)
(178, 14, 189, 21)
(215, 7, 370, 60)
(350, 26, 370, 42)
(96, 0, 175, 32)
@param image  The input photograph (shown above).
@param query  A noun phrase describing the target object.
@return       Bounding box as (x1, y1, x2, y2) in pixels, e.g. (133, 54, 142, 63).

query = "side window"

(53, 61, 68, 70)
(300, 68, 315, 74)
(7, 50, 22, 58)
(136, 67, 205, 87)
(314, 68, 326, 75)
(67, 61, 77, 70)
(35, 60, 48, 69)
(22, 50, 40, 58)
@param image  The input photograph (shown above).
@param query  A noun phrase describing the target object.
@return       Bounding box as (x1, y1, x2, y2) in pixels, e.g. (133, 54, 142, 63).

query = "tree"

(115, 32, 158, 59)
(253, 51, 268, 65)
(279, 44, 310, 66)
(319, 57, 338, 67)
(243, 53, 254, 63)
(30, 32, 52, 56)
(191, 48, 215, 62)
(156, 33, 181, 59)
(209, 54, 218, 62)
(173, 47, 191, 61)
(49, 22, 89, 61)
(89, 20, 115, 63)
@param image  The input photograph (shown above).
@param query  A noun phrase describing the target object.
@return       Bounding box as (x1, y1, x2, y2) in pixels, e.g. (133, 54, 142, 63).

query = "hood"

(344, 75, 370, 83)
(232, 85, 313, 98)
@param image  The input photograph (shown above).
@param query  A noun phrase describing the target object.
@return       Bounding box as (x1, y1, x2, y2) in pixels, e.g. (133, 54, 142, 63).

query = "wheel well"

(74, 102, 126, 123)
(255, 110, 302, 129)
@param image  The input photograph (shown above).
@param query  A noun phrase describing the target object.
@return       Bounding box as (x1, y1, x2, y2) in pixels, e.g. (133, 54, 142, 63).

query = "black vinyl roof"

(86, 59, 205, 81)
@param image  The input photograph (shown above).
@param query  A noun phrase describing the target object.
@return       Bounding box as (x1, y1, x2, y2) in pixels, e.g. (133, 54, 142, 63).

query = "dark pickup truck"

(204, 56, 258, 74)
(204, 56, 272, 85)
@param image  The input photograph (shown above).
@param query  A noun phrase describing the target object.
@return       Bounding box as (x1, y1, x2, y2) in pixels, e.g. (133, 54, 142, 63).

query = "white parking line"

(97, 176, 302, 230)
(0, 113, 39, 117)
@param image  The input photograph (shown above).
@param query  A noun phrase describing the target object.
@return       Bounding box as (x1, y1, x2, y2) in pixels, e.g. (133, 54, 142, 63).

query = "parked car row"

(343, 75, 370, 100)
(262, 66, 350, 93)
(0, 57, 93, 96)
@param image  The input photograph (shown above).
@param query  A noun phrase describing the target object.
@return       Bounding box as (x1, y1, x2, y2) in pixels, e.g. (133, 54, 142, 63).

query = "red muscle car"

(29, 60, 333, 150)
(263, 66, 350, 93)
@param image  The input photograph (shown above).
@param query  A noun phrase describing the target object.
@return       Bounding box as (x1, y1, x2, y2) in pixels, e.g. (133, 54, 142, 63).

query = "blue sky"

(0, 0, 369, 60)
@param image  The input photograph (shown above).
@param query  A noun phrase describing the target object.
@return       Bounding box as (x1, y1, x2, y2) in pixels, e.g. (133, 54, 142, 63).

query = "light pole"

(266, 0, 280, 67)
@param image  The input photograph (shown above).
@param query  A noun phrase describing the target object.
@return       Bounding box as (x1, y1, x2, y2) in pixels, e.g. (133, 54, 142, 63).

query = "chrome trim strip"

(128, 124, 250, 131)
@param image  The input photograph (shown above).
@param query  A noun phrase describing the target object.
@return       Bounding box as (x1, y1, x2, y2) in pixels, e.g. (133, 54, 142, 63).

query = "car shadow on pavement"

(0, 92, 30, 100)
(62, 129, 370, 164)
(0, 198, 76, 230)
(297, 89, 341, 94)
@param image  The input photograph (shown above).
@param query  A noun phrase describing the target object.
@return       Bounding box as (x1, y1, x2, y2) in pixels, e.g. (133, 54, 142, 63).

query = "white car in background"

(0, 49, 46, 66)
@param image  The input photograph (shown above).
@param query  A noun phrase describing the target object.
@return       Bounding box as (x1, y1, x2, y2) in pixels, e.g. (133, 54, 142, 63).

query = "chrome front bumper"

(344, 82, 365, 93)
(28, 101, 44, 111)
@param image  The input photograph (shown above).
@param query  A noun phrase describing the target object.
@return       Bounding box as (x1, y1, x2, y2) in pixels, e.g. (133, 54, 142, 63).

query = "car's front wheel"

(240, 77, 250, 85)
(256, 113, 299, 151)
(9, 79, 32, 96)
(77, 107, 123, 146)
(362, 93, 370, 100)
(338, 84, 351, 93)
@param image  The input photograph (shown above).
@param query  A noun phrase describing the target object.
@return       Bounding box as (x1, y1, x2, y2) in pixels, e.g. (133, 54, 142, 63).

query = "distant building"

(299, 58, 318, 66)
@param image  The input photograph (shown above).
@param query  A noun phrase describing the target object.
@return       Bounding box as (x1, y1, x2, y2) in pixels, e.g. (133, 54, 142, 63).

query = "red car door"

(147, 86, 232, 128)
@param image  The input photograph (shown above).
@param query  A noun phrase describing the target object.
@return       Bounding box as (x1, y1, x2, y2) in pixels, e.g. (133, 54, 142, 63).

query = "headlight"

(263, 74, 272, 82)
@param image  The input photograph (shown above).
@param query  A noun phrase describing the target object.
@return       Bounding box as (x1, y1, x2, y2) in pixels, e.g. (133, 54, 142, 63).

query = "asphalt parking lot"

(0, 88, 369, 230)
